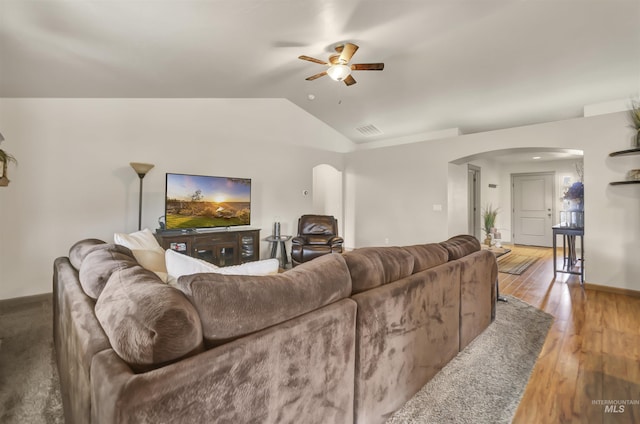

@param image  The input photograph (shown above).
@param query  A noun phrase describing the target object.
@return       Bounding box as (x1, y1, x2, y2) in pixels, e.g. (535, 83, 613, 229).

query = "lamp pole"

(129, 162, 154, 231)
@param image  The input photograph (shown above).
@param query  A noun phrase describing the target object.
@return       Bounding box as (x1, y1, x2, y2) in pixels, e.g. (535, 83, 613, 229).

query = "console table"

(552, 225, 584, 283)
(155, 228, 260, 267)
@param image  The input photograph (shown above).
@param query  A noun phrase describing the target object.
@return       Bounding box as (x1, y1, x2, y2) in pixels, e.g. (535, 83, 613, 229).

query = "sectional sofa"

(53, 234, 497, 424)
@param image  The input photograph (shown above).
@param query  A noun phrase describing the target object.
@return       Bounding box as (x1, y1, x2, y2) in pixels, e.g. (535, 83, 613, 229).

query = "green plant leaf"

(0, 149, 17, 164)
(482, 204, 499, 235)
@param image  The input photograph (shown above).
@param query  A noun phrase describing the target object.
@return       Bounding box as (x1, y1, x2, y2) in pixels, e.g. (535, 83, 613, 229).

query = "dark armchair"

(291, 215, 344, 267)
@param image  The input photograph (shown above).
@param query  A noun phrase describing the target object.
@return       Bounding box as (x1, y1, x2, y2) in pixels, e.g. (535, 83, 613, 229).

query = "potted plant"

(482, 204, 499, 246)
(630, 99, 640, 147)
(563, 181, 584, 210)
(0, 133, 17, 187)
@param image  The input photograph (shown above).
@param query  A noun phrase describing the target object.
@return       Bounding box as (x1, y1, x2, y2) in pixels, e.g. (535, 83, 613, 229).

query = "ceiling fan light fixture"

(327, 64, 352, 81)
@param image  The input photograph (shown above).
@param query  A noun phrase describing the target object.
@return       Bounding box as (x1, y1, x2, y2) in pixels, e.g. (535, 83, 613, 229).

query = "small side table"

(552, 225, 584, 284)
(265, 235, 292, 269)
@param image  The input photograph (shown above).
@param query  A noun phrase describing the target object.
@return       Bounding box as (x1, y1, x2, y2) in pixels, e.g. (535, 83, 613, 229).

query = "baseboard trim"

(0, 293, 52, 312)
(584, 283, 640, 298)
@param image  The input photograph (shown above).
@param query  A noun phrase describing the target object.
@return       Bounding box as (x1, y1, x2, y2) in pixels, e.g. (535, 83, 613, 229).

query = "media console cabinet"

(155, 228, 260, 266)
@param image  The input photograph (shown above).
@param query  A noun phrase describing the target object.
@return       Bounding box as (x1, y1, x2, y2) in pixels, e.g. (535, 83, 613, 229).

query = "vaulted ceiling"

(1, 0, 638, 144)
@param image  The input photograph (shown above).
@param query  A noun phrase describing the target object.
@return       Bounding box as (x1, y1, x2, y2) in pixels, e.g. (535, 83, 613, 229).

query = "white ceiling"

(1, 0, 639, 144)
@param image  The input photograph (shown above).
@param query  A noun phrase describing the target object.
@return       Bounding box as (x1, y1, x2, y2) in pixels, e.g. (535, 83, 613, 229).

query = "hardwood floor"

(500, 245, 640, 424)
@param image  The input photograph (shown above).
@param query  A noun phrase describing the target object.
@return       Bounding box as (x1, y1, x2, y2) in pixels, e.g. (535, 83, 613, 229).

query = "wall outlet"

(433, 204, 443, 211)
(384, 237, 389, 245)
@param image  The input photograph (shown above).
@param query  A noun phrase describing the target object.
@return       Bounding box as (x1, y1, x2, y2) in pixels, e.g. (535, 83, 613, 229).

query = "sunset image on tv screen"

(165, 173, 251, 229)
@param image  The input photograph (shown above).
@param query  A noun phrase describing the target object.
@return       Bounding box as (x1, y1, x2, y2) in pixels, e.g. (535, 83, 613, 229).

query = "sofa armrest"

(291, 236, 306, 245)
(54, 257, 112, 424)
(329, 236, 344, 246)
(457, 250, 498, 350)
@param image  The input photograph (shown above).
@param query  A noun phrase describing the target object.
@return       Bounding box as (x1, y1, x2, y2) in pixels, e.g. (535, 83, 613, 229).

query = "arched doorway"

(448, 147, 583, 245)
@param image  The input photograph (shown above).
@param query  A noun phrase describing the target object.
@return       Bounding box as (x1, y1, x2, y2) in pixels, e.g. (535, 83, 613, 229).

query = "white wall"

(312, 164, 343, 234)
(2, 99, 638, 297)
(345, 111, 640, 291)
(344, 143, 450, 247)
(447, 163, 468, 237)
(0, 98, 352, 299)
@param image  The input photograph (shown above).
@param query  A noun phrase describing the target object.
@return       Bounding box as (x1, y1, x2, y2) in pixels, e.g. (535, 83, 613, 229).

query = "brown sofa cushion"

(79, 247, 139, 300)
(342, 246, 415, 294)
(95, 266, 203, 372)
(69, 238, 134, 270)
(351, 261, 461, 424)
(402, 243, 449, 273)
(439, 234, 481, 260)
(177, 253, 352, 347)
(69, 239, 106, 269)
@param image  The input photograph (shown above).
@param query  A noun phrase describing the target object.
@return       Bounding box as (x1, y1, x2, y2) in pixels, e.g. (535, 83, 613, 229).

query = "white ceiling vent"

(356, 124, 383, 137)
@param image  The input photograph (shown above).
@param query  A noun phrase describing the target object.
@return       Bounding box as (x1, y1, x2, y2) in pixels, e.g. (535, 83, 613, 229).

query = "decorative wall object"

(0, 132, 17, 187)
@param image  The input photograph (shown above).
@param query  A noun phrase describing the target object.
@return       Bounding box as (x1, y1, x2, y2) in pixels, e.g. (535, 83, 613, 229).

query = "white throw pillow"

(114, 228, 163, 251)
(114, 228, 168, 282)
(165, 249, 279, 285)
(211, 259, 279, 276)
(165, 249, 219, 286)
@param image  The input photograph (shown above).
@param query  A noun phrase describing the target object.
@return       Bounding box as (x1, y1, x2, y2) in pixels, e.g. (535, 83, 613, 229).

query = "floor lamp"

(130, 162, 154, 231)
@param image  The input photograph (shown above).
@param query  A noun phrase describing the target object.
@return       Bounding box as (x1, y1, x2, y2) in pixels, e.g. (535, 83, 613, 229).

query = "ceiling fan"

(298, 43, 384, 86)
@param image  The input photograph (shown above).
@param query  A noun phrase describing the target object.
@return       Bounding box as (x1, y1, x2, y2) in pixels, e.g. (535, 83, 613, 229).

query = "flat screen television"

(165, 173, 251, 230)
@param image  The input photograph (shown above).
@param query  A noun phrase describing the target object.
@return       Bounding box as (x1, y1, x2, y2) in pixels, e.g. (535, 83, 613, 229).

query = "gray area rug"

(387, 295, 553, 424)
(0, 297, 63, 424)
(0, 295, 551, 424)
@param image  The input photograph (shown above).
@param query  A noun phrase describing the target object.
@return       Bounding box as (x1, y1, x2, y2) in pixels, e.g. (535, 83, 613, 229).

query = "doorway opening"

(448, 147, 584, 245)
(468, 165, 481, 240)
(312, 164, 343, 235)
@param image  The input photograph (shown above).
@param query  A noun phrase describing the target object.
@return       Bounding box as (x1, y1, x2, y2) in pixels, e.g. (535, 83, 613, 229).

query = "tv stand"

(155, 228, 260, 267)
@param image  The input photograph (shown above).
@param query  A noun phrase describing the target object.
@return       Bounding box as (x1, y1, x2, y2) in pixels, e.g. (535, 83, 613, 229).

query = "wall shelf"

(609, 147, 640, 157)
(609, 147, 640, 184)
(610, 180, 640, 186)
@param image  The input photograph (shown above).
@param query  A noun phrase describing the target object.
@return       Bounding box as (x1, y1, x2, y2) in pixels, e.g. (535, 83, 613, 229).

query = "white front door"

(512, 172, 554, 247)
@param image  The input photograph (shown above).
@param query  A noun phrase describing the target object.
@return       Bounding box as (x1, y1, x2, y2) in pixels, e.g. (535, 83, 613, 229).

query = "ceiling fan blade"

(351, 63, 385, 71)
(305, 71, 327, 81)
(338, 43, 359, 64)
(343, 75, 357, 86)
(298, 55, 328, 65)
